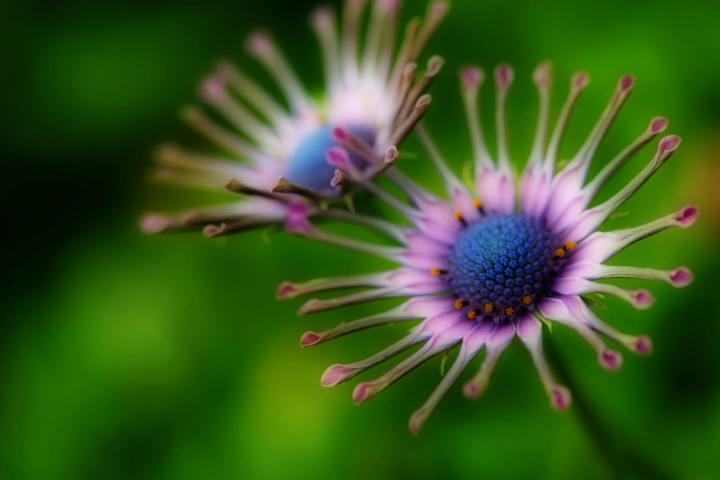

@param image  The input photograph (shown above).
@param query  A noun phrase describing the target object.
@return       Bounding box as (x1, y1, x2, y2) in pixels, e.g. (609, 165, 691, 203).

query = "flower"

(140, 0, 448, 237)
(279, 63, 698, 434)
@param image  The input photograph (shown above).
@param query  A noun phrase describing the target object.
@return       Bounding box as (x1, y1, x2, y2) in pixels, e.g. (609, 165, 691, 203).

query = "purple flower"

(279, 63, 698, 434)
(141, 0, 448, 237)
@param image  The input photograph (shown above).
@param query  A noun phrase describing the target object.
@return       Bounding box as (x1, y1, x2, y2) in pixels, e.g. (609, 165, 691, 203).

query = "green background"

(2, 0, 720, 479)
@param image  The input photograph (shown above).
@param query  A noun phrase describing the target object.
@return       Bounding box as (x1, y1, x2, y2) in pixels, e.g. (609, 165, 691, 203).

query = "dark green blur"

(2, 0, 719, 479)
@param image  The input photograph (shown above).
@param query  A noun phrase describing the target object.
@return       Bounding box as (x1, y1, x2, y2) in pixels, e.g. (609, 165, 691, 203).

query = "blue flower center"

(447, 213, 557, 314)
(285, 124, 376, 192)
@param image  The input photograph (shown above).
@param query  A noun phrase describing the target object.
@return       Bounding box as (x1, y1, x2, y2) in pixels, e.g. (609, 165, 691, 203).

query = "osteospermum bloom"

(279, 63, 698, 434)
(141, 0, 448, 237)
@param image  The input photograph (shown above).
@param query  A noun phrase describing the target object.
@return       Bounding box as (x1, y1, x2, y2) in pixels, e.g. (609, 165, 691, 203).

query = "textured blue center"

(447, 213, 556, 310)
(285, 124, 376, 191)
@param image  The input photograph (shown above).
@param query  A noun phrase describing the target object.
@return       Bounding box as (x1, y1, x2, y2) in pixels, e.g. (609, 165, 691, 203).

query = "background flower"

(2, 0, 720, 479)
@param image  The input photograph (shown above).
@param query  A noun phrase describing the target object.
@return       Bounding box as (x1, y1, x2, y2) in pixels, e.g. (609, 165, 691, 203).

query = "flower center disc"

(447, 213, 557, 313)
(285, 124, 376, 191)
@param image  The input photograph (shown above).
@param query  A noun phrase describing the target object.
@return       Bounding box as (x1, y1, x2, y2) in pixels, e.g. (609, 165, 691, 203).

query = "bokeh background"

(3, 0, 720, 479)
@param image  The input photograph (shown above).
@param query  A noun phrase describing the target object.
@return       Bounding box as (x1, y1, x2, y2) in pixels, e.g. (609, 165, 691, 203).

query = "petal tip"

(634, 336, 653, 356)
(620, 74, 635, 92)
(203, 223, 225, 237)
(495, 64, 514, 88)
(300, 331, 321, 347)
(650, 117, 669, 134)
(321, 365, 352, 387)
(669, 267, 693, 287)
(298, 299, 323, 315)
(276, 282, 298, 299)
(462, 380, 485, 400)
(408, 410, 427, 436)
(551, 386, 572, 411)
(600, 349, 623, 371)
(352, 382, 373, 404)
(245, 30, 272, 55)
(199, 75, 225, 103)
(675, 205, 699, 228)
(533, 61, 552, 87)
(139, 214, 168, 234)
(659, 135, 681, 154)
(572, 72, 590, 90)
(460, 66, 484, 89)
(633, 290, 655, 309)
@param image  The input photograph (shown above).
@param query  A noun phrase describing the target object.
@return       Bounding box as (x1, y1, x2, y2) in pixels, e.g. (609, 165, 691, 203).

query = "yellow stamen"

(484, 303, 495, 313)
(505, 307, 515, 316)
(454, 300, 466, 310)
(430, 268, 442, 276)
(454, 210, 463, 220)
(555, 248, 565, 258)
(564, 241, 577, 251)
(467, 310, 477, 319)
(474, 199, 483, 209)
(522, 295, 533, 305)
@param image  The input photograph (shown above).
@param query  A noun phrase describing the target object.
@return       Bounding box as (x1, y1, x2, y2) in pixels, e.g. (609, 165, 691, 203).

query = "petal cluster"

(280, 63, 697, 434)
(141, 0, 448, 237)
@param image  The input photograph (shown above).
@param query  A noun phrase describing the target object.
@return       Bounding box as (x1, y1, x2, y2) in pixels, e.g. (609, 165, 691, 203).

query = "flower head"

(140, 0, 448, 237)
(280, 62, 698, 434)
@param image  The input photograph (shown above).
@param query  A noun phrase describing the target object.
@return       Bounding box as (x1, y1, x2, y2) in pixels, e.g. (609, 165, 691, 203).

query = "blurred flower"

(280, 63, 698, 434)
(141, 0, 448, 237)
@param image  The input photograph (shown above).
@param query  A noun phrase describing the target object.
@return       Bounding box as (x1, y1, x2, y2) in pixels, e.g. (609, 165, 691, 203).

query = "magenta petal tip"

(659, 135, 681, 154)
(352, 382, 373, 404)
(199, 75, 225, 103)
(635, 336, 653, 356)
(572, 72, 590, 90)
(460, 66, 484, 89)
(600, 349, 623, 371)
(462, 380, 486, 400)
(675, 205, 699, 228)
(495, 64, 514, 88)
(620, 75, 635, 92)
(332, 126, 350, 142)
(551, 386, 572, 411)
(203, 223, 225, 237)
(650, 117, 669, 134)
(300, 331, 321, 347)
(325, 147, 351, 168)
(669, 267, 693, 287)
(633, 290, 655, 309)
(276, 282, 297, 299)
(321, 365, 353, 387)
